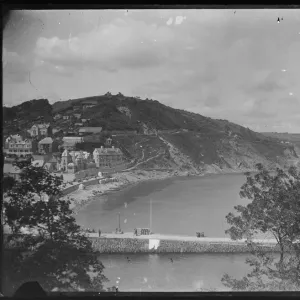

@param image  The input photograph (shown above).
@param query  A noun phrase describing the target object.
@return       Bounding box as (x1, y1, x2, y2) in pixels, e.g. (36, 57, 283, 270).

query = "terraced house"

(28, 123, 52, 137)
(60, 149, 95, 173)
(62, 136, 84, 150)
(93, 146, 123, 168)
(38, 137, 54, 154)
(5, 134, 33, 158)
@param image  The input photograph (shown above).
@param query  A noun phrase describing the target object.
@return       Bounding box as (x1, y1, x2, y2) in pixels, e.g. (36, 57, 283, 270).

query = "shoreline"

(65, 167, 255, 216)
(65, 169, 183, 215)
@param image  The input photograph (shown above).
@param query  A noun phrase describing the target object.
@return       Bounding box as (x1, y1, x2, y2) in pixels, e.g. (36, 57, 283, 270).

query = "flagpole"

(150, 198, 152, 234)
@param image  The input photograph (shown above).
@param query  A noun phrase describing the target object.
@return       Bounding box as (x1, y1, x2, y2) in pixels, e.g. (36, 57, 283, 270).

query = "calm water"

(99, 253, 252, 292)
(76, 173, 255, 291)
(76, 173, 248, 237)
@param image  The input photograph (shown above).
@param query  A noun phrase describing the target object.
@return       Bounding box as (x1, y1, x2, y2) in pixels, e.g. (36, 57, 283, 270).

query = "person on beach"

(98, 229, 101, 237)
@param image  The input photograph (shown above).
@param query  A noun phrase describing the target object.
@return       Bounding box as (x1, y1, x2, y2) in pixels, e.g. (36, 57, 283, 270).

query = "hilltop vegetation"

(261, 132, 300, 149)
(4, 93, 300, 174)
(3, 99, 52, 123)
(3, 99, 53, 136)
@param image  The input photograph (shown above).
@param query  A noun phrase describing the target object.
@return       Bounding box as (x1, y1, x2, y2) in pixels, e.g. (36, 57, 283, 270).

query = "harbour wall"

(61, 177, 117, 196)
(89, 237, 280, 254)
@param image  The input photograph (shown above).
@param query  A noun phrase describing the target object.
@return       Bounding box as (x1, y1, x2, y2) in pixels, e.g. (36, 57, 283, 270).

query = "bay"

(99, 252, 252, 292)
(76, 173, 256, 291)
(75, 173, 248, 237)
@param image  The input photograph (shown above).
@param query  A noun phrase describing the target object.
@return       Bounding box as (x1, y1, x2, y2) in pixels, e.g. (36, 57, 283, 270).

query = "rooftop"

(94, 147, 122, 155)
(39, 137, 53, 144)
(79, 127, 102, 132)
(4, 163, 21, 174)
(6, 134, 27, 143)
(10, 165, 21, 174)
(69, 150, 90, 160)
(62, 149, 72, 157)
(8, 139, 31, 144)
(63, 137, 83, 141)
(32, 123, 50, 129)
(32, 154, 51, 161)
(3, 163, 13, 174)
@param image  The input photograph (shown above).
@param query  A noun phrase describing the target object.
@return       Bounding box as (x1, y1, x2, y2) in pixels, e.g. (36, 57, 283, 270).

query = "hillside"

(261, 132, 300, 147)
(3, 99, 53, 137)
(4, 94, 300, 174)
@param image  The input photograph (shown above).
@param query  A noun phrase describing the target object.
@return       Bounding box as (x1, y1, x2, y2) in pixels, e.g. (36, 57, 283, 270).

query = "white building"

(4, 135, 33, 158)
(93, 146, 123, 168)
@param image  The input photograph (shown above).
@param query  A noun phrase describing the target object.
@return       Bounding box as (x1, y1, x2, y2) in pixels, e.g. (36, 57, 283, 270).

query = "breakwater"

(89, 237, 280, 254)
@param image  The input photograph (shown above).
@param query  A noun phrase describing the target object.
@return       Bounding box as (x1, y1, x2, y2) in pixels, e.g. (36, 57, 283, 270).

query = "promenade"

(87, 232, 277, 245)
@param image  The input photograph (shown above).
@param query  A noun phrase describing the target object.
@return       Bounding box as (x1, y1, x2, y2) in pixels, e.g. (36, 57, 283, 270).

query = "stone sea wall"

(90, 237, 149, 253)
(61, 177, 115, 196)
(89, 237, 280, 254)
(75, 168, 99, 180)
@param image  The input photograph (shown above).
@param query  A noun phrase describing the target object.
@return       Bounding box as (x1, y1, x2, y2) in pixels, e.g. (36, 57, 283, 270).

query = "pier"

(87, 232, 279, 254)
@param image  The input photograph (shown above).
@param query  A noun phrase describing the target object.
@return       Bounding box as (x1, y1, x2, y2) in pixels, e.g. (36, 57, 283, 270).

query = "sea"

(75, 173, 263, 291)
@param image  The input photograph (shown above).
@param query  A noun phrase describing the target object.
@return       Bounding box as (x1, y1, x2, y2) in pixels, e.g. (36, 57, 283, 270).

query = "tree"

(222, 163, 300, 291)
(3, 176, 17, 193)
(12, 156, 31, 170)
(3, 162, 108, 295)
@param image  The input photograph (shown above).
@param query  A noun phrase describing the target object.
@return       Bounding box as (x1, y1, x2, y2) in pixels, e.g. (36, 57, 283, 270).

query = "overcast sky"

(3, 9, 300, 133)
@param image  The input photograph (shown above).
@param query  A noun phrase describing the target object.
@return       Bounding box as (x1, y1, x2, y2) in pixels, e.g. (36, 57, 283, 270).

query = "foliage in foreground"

(3, 159, 108, 295)
(222, 163, 300, 291)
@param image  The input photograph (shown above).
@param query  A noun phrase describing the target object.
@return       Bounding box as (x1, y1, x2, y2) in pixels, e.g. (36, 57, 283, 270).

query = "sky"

(3, 9, 300, 133)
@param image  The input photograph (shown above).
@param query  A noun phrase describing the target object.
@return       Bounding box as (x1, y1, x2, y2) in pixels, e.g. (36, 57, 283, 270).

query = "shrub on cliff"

(3, 161, 108, 295)
(222, 163, 300, 291)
